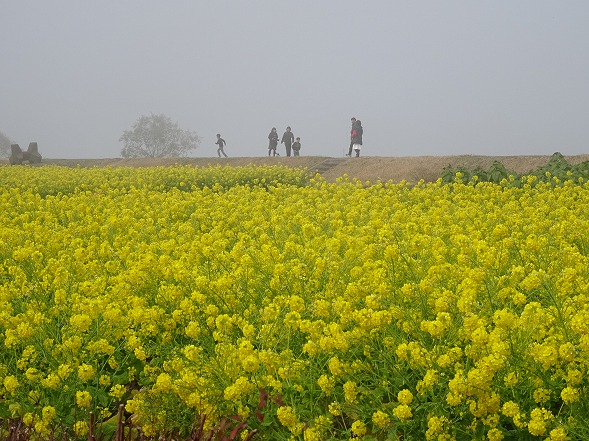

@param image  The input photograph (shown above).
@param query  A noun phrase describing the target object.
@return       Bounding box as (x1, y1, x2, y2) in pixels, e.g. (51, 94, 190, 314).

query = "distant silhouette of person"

(346, 117, 356, 157)
(268, 127, 279, 156)
(215, 134, 228, 157)
(351, 119, 363, 157)
(292, 137, 301, 156)
(281, 126, 295, 157)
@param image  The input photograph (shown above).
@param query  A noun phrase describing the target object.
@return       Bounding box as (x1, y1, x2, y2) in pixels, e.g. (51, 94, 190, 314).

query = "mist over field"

(2, 1, 588, 159)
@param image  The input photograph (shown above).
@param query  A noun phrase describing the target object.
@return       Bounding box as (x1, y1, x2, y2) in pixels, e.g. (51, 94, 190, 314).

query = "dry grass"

(3, 154, 589, 184)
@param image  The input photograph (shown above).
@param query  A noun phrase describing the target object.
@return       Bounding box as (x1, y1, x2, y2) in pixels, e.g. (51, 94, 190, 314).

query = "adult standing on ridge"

(346, 117, 357, 157)
(215, 133, 228, 157)
(281, 126, 295, 157)
(268, 127, 279, 156)
(351, 119, 363, 157)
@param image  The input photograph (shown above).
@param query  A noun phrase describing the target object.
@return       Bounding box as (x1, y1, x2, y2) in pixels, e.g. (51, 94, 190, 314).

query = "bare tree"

(120, 113, 201, 158)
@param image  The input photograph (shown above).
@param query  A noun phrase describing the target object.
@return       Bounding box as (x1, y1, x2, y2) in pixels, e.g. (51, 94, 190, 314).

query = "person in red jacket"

(351, 119, 363, 157)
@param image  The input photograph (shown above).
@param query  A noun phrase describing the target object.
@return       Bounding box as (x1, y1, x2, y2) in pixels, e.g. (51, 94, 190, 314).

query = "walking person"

(346, 117, 356, 157)
(281, 126, 295, 157)
(268, 127, 279, 156)
(215, 134, 228, 157)
(351, 119, 363, 157)
(292, 137, 301, 156)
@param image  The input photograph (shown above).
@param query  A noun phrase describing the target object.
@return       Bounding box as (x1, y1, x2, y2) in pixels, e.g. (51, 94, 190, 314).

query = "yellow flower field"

(1, 164, 588, 440)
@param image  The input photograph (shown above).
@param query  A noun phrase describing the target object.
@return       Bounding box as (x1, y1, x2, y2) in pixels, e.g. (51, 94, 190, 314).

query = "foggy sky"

(2, 1, 588, 159)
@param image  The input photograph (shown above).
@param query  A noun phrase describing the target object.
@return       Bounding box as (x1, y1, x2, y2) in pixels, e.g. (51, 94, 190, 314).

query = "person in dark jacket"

(292, 137, 301, 156)
(215, 134, 228, 157)
(346, 117, 357, 156)
(268, 127, 279, 156)
(281, 126, 295, 157)
(351, 119, 363, 157)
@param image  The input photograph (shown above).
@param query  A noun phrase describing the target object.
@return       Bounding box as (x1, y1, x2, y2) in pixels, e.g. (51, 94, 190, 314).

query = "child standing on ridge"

(292, 137, 301, 156)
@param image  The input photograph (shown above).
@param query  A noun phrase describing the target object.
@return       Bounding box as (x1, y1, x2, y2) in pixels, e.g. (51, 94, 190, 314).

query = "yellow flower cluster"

(0, 163, 310, 196)
(1, 165, 589, 439)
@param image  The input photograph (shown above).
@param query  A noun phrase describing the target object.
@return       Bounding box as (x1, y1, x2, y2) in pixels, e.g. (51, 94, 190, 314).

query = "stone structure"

(9, 142, 42, 165)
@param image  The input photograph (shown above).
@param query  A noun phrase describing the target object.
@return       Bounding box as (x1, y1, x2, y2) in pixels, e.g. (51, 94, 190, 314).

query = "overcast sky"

(2, 1, 588, 159)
